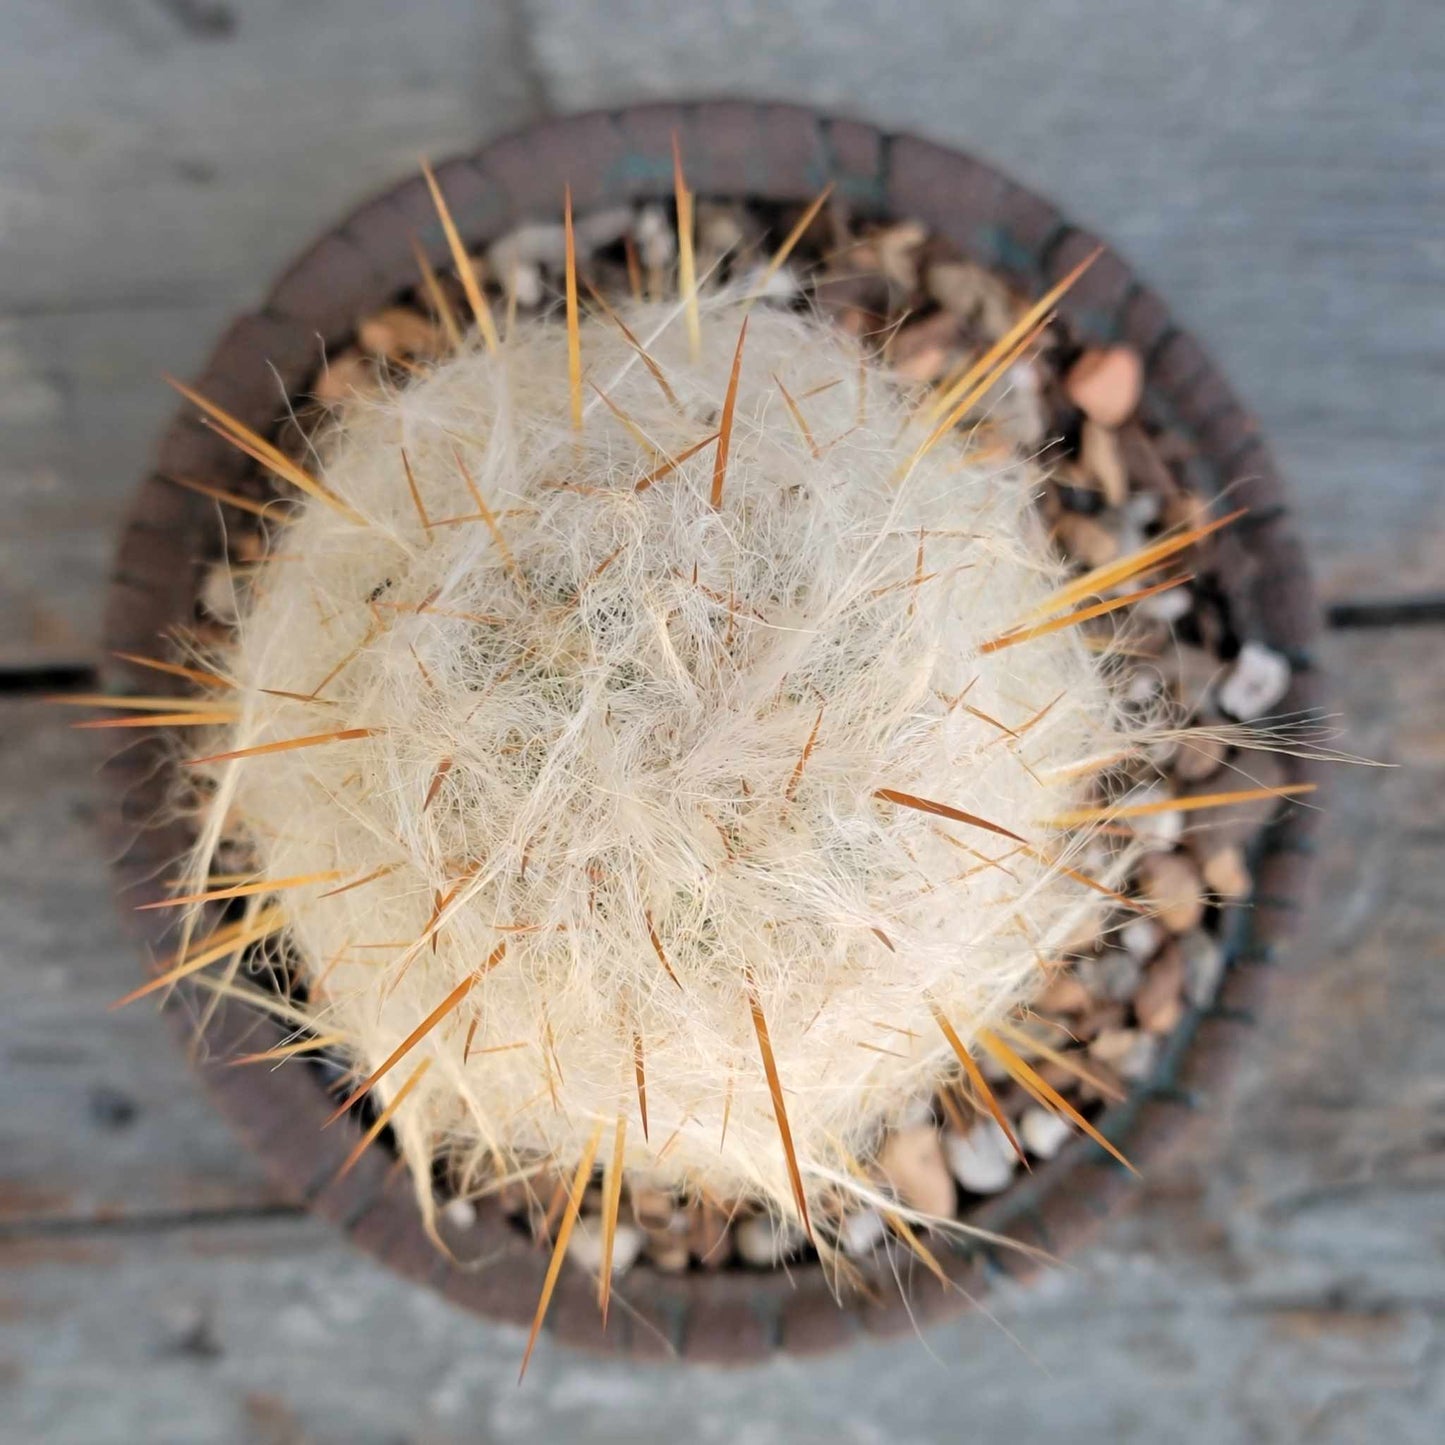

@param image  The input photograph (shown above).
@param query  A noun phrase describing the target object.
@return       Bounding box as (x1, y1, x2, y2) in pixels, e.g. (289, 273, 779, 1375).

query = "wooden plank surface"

(0, 0, 542, 671)
(1, 3, 1440, 1440)
(2, 624, 1441, 1441)
(522, 0, 1445, 602)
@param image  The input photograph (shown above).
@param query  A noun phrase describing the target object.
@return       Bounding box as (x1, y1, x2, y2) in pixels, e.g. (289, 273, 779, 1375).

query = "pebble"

(736, 1213, 805, 1268)
(440, 1197, 477, 1231)
(891, 310, 963, 382)
(1079, 948, 1144, 1003)
(1125, 665, 1164, 707)
(1075, 1001, 1127, 1041)
(944, 1120, 1017, 1195)
(1119, 1031, 1160, 1083)
(1019, 1107, 1073, 1161)
(1065, 346, 1143, 427)
(1169, 646, 1224, 716)
(1121, 915, 1165, 963)
(628, 1181, 677, 1231)
(1122, 783, 1186, 850)
(646, 1228, 692, 1272)
(1079, 419, 1129, 506)
(876, 220, 929, 290)
(839, 1207, 889, 1258)
(1174, 731, 1228, 783)
(313, 348, 379, 404)
(1202, 845, 1252, 900)
(1089, 1026, 1138, 1070)
(688, 1202, 733, 1270)
(1133, 943, 1186, 1034)
(1184, 751, 1288, 858)
(1125, 487, 1164, 528)
(1078, 1058, 1127, 1105)
(1055, 511, 1120, 568)
(696, 202, 748, 263)
(567, 1218, 644, 1276)
(200, 564, 239, 624)
(357, 307, 440, 361)
(876, 1124, 955, 1218)
(927, 259, 1016, 337)
(1217, 641, 1292, 720)
(1037, 972, 1093, 1014)
(1179, 928, 1226, 1007)
(1136, 851, 1207, 933)
(576, 204, 635, 254)
(634, 203, 677, 272)
(1116, 422, 1176, 495)
(509, 262, 545, 309)
(1140, 583, 1194, 625)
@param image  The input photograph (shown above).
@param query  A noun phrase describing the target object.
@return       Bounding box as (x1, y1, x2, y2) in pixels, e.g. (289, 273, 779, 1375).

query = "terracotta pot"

(101, 101, 1323, 1363)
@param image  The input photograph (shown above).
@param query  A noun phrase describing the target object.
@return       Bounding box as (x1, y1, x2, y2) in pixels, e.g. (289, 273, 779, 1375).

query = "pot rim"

(100, 99, 1323, 1364)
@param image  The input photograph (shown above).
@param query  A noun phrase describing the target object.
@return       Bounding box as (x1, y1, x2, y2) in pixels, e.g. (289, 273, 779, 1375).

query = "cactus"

(79, 154, 1320, 1371)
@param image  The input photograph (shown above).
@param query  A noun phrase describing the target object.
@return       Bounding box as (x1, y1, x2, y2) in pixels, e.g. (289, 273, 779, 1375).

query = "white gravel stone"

(1140, 583, 1194, 624)
(565, 1218, 644, 1275)
(944, 1119, 1017, 1195)
(736, 1213, 806, 1268)
(1020, 1106, 1073, 1161)
(838, 1207, 889, 1258)
(1217, 641, 1292, 720)
(1121, 915, 1166, 962)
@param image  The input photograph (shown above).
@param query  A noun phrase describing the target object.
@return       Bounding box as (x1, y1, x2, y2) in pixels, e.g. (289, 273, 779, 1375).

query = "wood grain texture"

(2, 626, 1440, 1438)
(0, 0, 1440, 1434)
(0, 0, 541, 670)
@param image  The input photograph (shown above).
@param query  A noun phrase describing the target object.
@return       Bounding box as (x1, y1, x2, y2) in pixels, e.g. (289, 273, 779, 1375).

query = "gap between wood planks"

(0, 1202, 305, 1240)
(5, 597, 1445, 700)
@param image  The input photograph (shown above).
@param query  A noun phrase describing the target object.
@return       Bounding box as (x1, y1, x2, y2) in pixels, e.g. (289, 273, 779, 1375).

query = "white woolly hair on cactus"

(178, 282, 1141, 1245)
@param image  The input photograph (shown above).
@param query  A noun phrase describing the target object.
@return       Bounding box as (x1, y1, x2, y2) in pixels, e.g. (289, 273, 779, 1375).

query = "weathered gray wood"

(1, 624, 1440, 1439)
(3, 2, 1441, 670)
(523, 0, 1445, 601)
(1, 1206, 1439, 1445)
(0, 700, 287, 1224)
(0, 0, 541, 670)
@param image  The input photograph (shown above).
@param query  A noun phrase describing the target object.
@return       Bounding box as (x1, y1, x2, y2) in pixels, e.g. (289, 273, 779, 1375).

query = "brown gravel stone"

(926, 259, 1016, 337)
(1136, 851, 1207, 934)
(876, 1125, 955, 1218)
(688, 1201, 734, 1270)
(1064, 346, 1143, 426)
